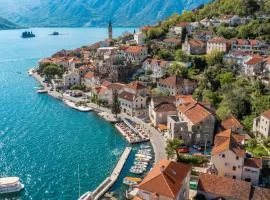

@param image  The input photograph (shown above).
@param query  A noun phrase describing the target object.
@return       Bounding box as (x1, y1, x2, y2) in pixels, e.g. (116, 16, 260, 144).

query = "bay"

(0, 27, 135, 200)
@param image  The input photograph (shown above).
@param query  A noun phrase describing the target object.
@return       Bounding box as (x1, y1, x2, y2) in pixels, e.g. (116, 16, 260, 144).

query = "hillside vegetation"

(0, 16, 20, 30)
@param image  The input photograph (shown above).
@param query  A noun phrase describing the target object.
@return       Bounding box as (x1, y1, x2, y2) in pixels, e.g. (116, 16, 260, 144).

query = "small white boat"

(36, 89, 47, 94)
(28, 68, 34, 76)
(63, 100, 92, 112)
(135, 154, 152, 159)
(0, 177, 24, 194)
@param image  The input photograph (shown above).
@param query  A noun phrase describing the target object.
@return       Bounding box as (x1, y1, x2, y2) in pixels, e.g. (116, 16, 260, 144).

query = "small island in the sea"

(21, 31, 35, 38)
(49, 31, 60, 36)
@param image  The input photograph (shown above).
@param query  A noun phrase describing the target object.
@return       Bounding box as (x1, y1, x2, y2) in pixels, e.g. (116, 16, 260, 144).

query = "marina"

(79, 147, 132, 200)
(115, 120, 150, 144)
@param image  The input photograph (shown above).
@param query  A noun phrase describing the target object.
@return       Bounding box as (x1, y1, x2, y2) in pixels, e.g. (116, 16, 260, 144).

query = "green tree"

(175, 50, 189, 62)
(165, 138, 184, 160)
(248, 139, 257, 149)
(217, 72, 234, 87)
(167, 62, 188, 78)
(43, 64, 63, 79)
(151, 88, 169, 97)
(111, 90, 121, 118)
(206, 51, 224, 66)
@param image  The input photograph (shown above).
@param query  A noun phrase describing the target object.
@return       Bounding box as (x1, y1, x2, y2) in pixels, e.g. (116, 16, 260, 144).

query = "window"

(233, 176, 236, 179)
(236, 156, 239, 160)
(233, 166, 236, 171)
(222, 154, 225, 158)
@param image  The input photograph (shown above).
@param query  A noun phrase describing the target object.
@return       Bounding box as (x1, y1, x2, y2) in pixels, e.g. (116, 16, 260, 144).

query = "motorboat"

(0, 177, 24, 194)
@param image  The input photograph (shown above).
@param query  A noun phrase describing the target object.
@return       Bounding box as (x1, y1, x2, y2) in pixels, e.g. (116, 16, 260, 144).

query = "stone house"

(167, 100, 215, 146)
(118, 91, 147, 117)
(207, 37, 231, 54)
(231, 39, 268, 54)
(121, 45, 148, 64)
(81, 71, 100, 89)
(135, 160, 191, 200)
(134, 31, 145, 45)
(220, 115, 244, 134)
(149, 96, 177, 127)
(182, 38, 206, 55)
(157, 75, 196, 96)
(243, 55, 265, 76)
(62, 72, 80, 89)
(170, 22, 189, 35)
(253, 109, 270, 138)
(142, 59, 170, 80)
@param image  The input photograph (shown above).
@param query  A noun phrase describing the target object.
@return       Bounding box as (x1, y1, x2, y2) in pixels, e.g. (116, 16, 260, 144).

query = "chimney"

(160, 165, 165, 173)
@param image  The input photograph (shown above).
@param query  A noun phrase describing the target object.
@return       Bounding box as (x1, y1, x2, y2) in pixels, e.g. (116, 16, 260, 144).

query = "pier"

(79, 147, 132, 200)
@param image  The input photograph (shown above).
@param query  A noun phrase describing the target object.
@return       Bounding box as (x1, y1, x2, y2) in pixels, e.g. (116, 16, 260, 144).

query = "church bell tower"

(108, 20, 113, 42)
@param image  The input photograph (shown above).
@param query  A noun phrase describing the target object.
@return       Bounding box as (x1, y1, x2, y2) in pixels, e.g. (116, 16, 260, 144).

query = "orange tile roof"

(221, 115, 243, 130)
(208, 37, 227, 44)
(176, 22, 189, 27)
(198, 173, 251, 200)
(144, 59, 169, 67)
(245, 56, 263, 65)
(158, 123, 168, 131)
(159, 75, 195, 87)
(127, 81, 146, 91)
(118, 91, 135, 101)
(154, 102, 176, 113)
(262, 109, 270, 120)
(124, 46, 145, 54)
(138, 160, 191, 199)
(188, 39, 205, 47)
(84, 71, 95, 79)
(178, 103, 212, 125)
(244, 157, 262, 169)
(176, 95, 197, 107)
(212, 129, 245, 157)
(132, 196, 143, 200)
(163, 38, 181, 44)
(107, 83, 126, 90)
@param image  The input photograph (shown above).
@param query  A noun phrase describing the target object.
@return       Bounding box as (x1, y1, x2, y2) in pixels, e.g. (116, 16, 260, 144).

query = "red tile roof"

(262, 109, 270, 120)
(188, 39, 205, 47)
(159, 75, 195, 87)
(176, 22, 189, 27)
(178, 103, 212, 125)
(244, 157, 262, 169)
(198, 173, 251, 200)
(84, 71, 95, 79)
(221, 115, 244, 130)
(208, 37, 227, 44)
(124, 46, 145, 54)
(138, 160, 191, 199)
(212, 129, 245, 157)
(154, 102, 176, 113)
(118, 91, 135, 102)
(245, 56, 263, 65)
(127, 81, 146, 91)
(144, 59, 169, 67)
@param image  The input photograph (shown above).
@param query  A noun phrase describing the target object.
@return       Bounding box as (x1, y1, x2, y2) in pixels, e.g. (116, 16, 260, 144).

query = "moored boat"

(36, 89, 47, 94)
(0, 177, 24, 194)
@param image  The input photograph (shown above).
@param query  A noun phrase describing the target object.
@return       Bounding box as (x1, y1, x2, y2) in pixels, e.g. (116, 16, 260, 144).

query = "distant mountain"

(0, 0, 212, 27)
(0, 16, 20, 30)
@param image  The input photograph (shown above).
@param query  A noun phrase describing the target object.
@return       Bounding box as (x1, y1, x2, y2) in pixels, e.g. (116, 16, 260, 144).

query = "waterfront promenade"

(80, 147, 132, 200)
(32, 71, 166, 163)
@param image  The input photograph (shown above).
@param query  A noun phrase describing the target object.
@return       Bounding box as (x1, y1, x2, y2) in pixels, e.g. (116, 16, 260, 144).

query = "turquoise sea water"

(0, 28, 136, 200)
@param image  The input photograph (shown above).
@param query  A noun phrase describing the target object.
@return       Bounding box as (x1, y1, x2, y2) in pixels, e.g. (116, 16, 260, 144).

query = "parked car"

(177, 145, 189, 153)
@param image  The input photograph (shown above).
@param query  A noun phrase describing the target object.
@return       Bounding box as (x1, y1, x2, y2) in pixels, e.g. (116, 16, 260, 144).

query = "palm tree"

(165, 138, 184, 161)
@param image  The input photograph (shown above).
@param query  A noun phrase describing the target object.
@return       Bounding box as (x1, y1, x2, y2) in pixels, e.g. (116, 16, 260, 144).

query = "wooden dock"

(79, 147, 132, 200)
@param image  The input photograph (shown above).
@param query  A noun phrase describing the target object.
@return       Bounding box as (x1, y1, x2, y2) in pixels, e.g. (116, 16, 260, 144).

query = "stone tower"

(108, 20, 112, 41)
